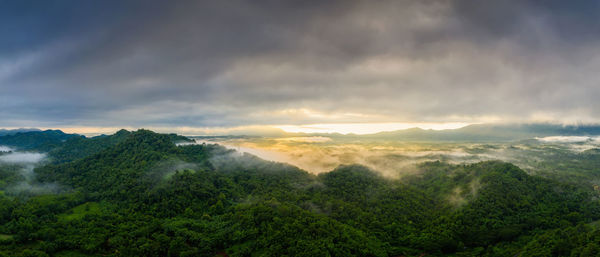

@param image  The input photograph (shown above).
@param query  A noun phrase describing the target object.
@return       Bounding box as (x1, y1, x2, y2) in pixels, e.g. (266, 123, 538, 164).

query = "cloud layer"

(0, 152, 46, 164)
(2, 0, 600, 128)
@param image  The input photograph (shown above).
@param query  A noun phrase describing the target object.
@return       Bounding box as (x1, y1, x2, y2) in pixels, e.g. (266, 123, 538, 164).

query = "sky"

(1, 0, 600, 135)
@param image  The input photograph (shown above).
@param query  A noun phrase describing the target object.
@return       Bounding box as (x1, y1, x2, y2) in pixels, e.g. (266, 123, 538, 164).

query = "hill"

(0, 128, 41, 137)
(0, 130, 81, 151)
(332, 123, 600, 142)
(1, 129, 600, 256)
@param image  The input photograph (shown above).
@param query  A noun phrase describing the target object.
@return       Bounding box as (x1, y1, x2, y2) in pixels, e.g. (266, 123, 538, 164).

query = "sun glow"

(275, 122, 471, 135)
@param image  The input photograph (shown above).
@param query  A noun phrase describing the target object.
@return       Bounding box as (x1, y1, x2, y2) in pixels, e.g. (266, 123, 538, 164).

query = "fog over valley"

(189, 134, 600, 179)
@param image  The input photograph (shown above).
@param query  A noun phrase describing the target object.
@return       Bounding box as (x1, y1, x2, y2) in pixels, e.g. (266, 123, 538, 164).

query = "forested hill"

(0, 130, 82, 151)
(1, 130, 600, 256)
(0, 128, 41, 137)
(0, 129, 192, 163)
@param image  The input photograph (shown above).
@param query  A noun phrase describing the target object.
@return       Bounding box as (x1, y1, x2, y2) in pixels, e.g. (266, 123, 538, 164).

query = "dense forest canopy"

(1, 129, 600, 256)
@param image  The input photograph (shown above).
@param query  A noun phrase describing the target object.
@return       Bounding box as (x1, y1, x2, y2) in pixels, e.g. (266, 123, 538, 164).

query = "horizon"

(3, 121, 600, 137)
(3, 122, 472, 136)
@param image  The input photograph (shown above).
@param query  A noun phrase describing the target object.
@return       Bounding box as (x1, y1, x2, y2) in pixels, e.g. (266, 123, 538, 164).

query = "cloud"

(0, 149, 60, 195)
(6, 182, 62, 195)
(2, 1, 600, 128)
(535, 136, 592, 143)
(146, 159, 200, 181)
(534, 135, 600, 152)
(0, 152, 46, 164)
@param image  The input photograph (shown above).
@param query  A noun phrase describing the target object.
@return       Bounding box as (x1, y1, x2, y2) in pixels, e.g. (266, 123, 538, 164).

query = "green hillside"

(1, 130, 600, 256)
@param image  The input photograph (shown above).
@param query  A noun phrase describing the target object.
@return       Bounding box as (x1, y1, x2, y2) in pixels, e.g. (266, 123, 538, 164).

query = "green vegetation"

(1, 129, 600, 256)
(0, 234, 12, 241)
(47, 130, 132, 164)
(58, 202, 102, 222)
(0, 130, 81, 151)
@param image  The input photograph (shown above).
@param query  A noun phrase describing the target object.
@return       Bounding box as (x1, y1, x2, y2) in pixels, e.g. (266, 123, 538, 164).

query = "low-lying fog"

(187, 136, 600, 177)
(0, 152, 46, 164)
(0, 145, 60, 194)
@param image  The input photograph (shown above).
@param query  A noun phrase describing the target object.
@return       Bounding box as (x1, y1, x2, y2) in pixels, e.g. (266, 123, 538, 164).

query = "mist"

(535, 136, 595, 143)
(0, 152, 46, 164)
(189, 135, 600, 178)
(6, 181, 62, 195)
(0, 150, 65, 195)
(147, 159, 200, 181)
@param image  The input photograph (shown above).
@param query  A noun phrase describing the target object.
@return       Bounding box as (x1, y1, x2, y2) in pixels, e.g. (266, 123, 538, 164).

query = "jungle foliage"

(1, 130, 600, 256)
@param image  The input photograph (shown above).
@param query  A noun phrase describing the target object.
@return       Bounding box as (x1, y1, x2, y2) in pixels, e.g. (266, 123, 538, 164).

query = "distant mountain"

(456, 123, 600, 138)
(0, 128, 41, 136)
(303, 123, 600, 142)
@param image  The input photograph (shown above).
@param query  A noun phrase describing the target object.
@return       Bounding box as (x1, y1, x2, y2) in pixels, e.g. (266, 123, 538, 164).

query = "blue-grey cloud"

(1, 0, 600, 128)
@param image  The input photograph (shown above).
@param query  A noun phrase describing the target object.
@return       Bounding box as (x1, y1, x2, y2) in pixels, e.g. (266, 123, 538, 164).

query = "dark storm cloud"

(1, 0, 600, 128)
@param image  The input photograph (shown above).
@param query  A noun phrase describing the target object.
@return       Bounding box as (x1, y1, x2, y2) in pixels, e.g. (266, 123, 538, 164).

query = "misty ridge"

(5, 124, 600, 183)
(4, 125, 600, 188)
(2, 127, 600, 256)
